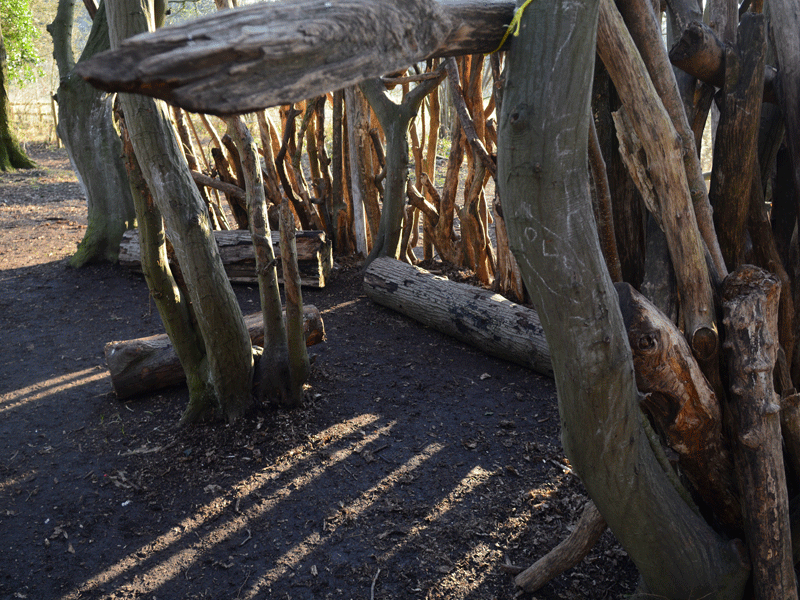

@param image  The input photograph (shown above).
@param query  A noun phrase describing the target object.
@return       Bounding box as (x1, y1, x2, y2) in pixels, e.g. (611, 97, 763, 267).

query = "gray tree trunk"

(360, 70, 444, 267)
(106, 0, 253, 423)
(48, 0, 135, 267)
(495, 0, 749, 597)
(118, 111, 213, 416)
(225, 116, 293, 407)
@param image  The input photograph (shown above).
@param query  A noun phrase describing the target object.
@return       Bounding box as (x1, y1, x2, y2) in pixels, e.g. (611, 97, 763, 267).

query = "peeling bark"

(617, 283, 740, 528)
(722, 266, 796, 599)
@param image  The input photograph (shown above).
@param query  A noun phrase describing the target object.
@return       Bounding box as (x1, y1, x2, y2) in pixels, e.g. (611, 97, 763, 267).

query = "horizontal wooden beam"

(77, 0, 515, 115)
(119, 229, 333, 287)
(76, 0, 782, 116)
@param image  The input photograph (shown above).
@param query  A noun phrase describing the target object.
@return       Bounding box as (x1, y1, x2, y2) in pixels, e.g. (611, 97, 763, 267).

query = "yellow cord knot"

(490, 0, 536, 54)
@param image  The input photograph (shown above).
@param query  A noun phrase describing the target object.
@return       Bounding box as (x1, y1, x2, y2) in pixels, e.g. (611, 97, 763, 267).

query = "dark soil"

(0, 145, 637, 600)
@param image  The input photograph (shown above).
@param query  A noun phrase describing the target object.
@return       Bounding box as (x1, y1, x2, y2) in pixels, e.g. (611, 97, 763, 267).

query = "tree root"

(513, 500, 607, 593)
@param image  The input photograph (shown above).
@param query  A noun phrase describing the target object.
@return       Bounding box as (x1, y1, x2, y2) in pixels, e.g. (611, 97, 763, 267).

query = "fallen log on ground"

(104, 307, 325, 399)
(363, 257, 552, 377)
(118, 229, 333, 287)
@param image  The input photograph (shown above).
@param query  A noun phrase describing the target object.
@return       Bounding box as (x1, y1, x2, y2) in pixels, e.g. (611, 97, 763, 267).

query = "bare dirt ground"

(0, 144, 637, 600)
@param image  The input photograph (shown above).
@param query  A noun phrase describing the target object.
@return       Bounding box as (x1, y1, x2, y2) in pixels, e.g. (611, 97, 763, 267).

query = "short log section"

(119, 229, 333, 288)
(363, 257, 552, 377)
(105, 307, 325, 399)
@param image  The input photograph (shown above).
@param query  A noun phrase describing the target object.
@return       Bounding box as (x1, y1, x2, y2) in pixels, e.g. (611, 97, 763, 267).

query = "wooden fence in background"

(9, 100, 60, 146)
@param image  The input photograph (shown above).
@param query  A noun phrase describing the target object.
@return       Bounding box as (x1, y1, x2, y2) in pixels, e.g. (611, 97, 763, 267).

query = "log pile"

(118, 229, 333, 288)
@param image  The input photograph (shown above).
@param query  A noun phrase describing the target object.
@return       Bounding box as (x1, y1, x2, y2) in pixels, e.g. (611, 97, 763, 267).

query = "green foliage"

(1, 0, 41, 82)
(165, 0, 215, 26)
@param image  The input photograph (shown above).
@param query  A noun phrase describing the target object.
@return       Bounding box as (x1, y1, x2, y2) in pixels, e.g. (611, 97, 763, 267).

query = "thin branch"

(444, 57, 497, 179)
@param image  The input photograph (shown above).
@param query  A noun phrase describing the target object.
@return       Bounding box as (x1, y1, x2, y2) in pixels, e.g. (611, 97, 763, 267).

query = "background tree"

(0, 0, 37, 170)
(48, 0, 136, 266)
(1, 0, 40, 81)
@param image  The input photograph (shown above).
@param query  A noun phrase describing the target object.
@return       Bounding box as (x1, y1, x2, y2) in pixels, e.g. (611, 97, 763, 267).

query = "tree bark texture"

(106, 0, 253, 423)
(76, 0, 514, 115)
(615, 0, 727, 283)
(104, 308, 324, 400)
(118, 229, 333, 288)
(496, 0, 748, 596)
(616, 283, 740, 528)
(722, 266, 797, 600)
(345, 87, 370, 257)
(118, 108, 213, 413)
(226, 116, 294, 407)
(279, 200, 311, 406)
(48, 0, 135, 266)
(597, 0, 719, 365)
(363, 257, 552, 377)
(708, 13, 766, 271)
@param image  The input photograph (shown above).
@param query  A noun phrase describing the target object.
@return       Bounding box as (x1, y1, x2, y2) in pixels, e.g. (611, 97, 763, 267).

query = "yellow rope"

(490, 0, 537, 54)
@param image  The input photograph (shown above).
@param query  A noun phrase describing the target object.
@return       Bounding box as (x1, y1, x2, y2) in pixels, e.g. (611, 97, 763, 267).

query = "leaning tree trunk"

(106, 0, 253, 423)
(48, 0, 136, 267)
(117, 109, 213, 416)
(495, 0, 749, 597)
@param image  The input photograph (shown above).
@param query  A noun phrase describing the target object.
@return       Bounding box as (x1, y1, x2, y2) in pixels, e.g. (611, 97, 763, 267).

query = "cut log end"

(691, 326, 719, 362)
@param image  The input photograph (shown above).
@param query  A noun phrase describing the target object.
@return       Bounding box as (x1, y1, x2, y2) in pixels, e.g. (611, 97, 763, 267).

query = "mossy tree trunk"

(496, 0, 750, 596)
(117, 110, 214, 417)
(0, 24, 35, 172)
(226, 116, 295, 407)
(48, 0, 135, 267)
